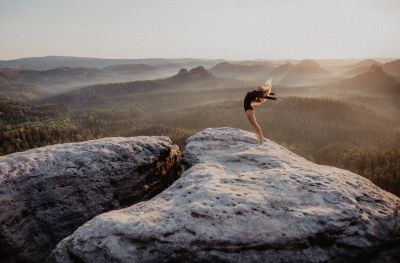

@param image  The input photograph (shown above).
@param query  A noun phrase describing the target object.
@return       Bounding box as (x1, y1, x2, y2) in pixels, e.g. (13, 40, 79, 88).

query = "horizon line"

(1, 54, 399, 62)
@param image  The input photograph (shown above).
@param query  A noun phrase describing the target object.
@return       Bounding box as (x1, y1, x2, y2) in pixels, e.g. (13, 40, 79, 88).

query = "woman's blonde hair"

(252, 80, 272, 106)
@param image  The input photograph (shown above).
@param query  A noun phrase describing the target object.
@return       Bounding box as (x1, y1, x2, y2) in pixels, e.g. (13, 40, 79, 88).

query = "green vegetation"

(0, 99, 90, 154)
(1, 63, 399, 197)
(336, 147, 400, 195)
(2, 95, 399, 197)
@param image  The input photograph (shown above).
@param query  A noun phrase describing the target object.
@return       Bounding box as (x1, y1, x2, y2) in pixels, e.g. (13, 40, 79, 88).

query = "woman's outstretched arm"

(263, 95, 277, 100)
(255, 90, 277, 100)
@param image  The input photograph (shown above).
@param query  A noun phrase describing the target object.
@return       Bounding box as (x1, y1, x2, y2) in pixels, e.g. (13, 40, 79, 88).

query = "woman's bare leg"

(246, 110, 264, 144)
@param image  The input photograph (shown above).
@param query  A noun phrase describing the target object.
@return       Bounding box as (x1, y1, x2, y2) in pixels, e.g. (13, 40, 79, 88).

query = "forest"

(1, 58, 400, 196)
(1, 94, 399, 196)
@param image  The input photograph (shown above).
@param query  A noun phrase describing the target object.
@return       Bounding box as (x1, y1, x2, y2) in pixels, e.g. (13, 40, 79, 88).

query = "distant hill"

(340, 65, 398, 92)
(0, 56, 228, 96)
(0, 64, 170, 96)
(209, 61, 276, 81)
(344, 66, 373, 77)
(351, 59, 382, 69)
(39, 66, 239, 109)
(0, 67, 109, 94)
(101, 63, 165, 81)
(0, 84, 46, 101)
(102, 64, 159, 75)
(0, 69, 48, 100)
(169, 66, 214, 81)
(23, 67, 108, 83)
(272, 62, 294, 76)
(0, 56, 223, 70)
(290, 59, 328, 75)
(382, 60, 400, 80)
(344, 59, 382, 77)
(0, 69, 24, 85)
(272, 59, 330, 86)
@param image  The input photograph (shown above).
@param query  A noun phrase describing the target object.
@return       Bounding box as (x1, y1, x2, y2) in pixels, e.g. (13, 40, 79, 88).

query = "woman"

(243, 80, 278, 144)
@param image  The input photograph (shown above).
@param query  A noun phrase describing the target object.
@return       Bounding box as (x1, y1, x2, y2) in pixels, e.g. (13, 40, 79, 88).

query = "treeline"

(336, 147, 400, 195)
(70, 109, 193, 148)
(0, 121, 87, 155)
(0, 100, 193, 155)
(151, 97, 400, 195)
(1, 97, 399, 196)
(154, 97, 397, 151)
(0, 99, 91, 155)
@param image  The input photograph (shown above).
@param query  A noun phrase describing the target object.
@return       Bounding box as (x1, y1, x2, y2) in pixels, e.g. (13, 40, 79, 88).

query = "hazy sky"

(1, 0, 399, 60)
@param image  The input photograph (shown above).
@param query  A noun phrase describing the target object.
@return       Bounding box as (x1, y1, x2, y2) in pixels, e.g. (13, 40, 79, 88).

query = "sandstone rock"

(172, 66, 213, 81)
(0, 136, 181, 262)
(49, 127, 400, 263)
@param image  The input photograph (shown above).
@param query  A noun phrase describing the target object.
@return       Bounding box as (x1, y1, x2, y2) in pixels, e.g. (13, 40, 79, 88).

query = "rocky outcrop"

(49, 127, 400, 263)
(0, 136, 181, 263)
(171, 66, 213, 81)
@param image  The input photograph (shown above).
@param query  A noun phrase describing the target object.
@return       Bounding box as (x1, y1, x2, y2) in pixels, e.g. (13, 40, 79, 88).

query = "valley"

(1, 56, 399, 196)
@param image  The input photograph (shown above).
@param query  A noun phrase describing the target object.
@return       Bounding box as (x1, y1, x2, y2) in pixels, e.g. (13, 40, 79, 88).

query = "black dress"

(243, 90, 276, 112)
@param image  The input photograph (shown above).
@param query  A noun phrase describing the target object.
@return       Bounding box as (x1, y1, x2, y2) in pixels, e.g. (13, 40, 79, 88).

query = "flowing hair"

(252, 79, 272, 106)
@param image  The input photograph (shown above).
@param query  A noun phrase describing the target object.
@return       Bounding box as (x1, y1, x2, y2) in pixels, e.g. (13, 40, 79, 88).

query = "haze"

(1, 0, 400, 60)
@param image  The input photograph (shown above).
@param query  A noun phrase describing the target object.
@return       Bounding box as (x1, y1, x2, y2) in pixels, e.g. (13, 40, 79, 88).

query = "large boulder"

(0, 136, 181, 262)
(49, 127, 400, 263)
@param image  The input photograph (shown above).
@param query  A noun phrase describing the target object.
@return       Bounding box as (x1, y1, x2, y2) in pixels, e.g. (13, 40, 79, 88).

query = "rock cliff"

(49, 127, 400, 263)
(0, 136, 181, 262)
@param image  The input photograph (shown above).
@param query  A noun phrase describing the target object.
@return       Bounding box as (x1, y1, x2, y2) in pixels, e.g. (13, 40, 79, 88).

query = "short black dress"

(243, 90, 276, 112)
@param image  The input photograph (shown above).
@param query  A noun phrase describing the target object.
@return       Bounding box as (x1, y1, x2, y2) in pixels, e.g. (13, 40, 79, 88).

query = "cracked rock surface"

(0, 136, 180, 262)
(49, 127, 400, 263)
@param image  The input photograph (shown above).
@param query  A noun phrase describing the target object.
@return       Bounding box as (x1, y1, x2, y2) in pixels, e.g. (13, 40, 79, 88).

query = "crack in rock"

(0, 136, 181, 263)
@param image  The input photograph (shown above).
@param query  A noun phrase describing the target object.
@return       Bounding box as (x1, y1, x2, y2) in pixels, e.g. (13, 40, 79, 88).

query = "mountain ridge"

(0, 55, 224, 70)
(272, 59, 330, 85)
(209, 61, 275, 81)
(341, 65, 398, 90)
(38, 66, 235, 108)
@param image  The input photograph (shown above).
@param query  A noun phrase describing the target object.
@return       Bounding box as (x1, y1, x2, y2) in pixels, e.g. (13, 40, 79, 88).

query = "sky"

(1, 0, 399, 60)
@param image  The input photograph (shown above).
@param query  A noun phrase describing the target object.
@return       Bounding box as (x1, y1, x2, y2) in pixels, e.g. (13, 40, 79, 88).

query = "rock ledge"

(50, 127, 400, 262)
(0, 136, 180, 262)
